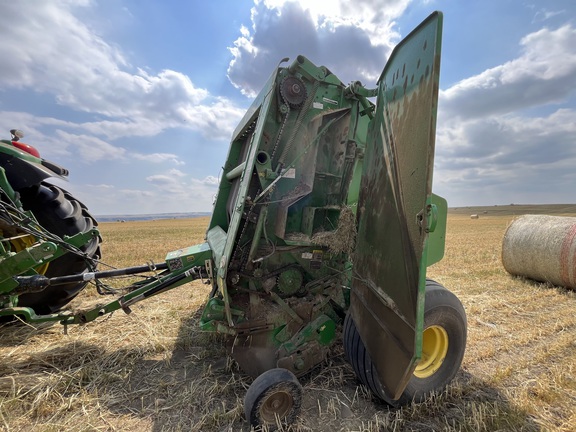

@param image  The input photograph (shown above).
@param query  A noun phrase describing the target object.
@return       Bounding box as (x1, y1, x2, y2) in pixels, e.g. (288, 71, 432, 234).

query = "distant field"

(1, 211, 575, 431)
(96, 212, 211, 223)
(96, 203, 576, 223)
(449, 203, 576, 217)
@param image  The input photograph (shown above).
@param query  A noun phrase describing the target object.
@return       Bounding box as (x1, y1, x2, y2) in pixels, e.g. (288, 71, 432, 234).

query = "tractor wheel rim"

(414, 325, 449, 379)
(260, 390, 293, 423)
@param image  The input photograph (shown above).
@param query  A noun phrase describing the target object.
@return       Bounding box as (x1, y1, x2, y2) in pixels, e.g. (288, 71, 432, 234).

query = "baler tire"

(343, 309, 390, 403)
(399, 280, 467, 404)
(244, 368, 302, 430)
(343, 279, 467, 405)
(16, 182, 101, 314)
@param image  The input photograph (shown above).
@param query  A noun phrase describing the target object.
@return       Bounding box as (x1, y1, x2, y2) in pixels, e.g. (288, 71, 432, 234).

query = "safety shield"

(350, 12, 443, 400)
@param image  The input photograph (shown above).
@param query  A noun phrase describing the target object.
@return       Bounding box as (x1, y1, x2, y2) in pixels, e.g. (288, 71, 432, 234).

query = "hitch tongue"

(13, 274, 50, 294)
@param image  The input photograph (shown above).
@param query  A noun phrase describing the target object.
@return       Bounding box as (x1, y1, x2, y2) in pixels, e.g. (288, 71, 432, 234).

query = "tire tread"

(16, 182, 101, 313)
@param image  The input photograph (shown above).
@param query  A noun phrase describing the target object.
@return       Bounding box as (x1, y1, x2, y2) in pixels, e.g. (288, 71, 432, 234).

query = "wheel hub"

(414, 324, 449, 378)
(260, 390, 293, 423)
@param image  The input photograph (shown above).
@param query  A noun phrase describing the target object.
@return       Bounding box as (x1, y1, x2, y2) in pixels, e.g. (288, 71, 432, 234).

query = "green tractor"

(1, 12, 466, 429)
(0, 128, 101, 318)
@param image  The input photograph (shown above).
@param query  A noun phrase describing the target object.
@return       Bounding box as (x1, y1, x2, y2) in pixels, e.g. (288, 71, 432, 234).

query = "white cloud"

(202, 175, 220, 185)
(258, 0, 408, 44)
(227, 0, 410, 96)
(0, 1, 245, 141)
(6, 125, 189, 167)
(441, 25, 576, 119)
(145, 174, 178, 187)
(3, 1, 575, 213)
(118, 189, 155, 198)
(432, 22, 576, 206)
(66, 172, 219, 214)
(137, 171, 219, 213)
(74, 120, 166, 141)
(54, 130, 126, 161)
(42, 130, 187, 167)
(146, 168, 187, 180)
(133, 153, 185, 165)
(434, 107, 576, 205)
(438, 109, 576, 166)
(532, 7, 566, 23)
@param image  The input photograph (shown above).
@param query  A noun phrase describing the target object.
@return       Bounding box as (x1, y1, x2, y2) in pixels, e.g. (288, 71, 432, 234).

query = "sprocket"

(280, 76, 307, 108)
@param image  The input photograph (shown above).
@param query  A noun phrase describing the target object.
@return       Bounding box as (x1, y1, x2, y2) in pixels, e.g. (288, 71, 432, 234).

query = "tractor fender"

(0, 152, 69, 190)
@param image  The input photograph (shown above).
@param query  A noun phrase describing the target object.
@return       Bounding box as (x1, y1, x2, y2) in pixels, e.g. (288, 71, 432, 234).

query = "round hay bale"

(470, 214, 479, 219)
(502, 214, 576, 289)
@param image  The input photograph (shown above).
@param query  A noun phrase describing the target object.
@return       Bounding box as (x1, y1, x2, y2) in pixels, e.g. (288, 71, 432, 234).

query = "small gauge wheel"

(244, 368, 302, 429)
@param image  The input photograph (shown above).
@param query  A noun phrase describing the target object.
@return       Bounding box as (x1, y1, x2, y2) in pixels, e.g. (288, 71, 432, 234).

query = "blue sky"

(1, 0, 575, 215)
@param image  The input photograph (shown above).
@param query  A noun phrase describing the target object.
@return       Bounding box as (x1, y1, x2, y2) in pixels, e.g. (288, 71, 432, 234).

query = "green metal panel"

(350, 11, 443, 401)
(165, 242, 212, 271)
(0, 242, 57, 285)
(0, 229, 100, 295)
(426, 193, 447, 267)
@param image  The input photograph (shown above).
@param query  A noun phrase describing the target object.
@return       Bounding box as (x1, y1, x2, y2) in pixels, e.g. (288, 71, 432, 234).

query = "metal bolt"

(294, 358, 305, 370)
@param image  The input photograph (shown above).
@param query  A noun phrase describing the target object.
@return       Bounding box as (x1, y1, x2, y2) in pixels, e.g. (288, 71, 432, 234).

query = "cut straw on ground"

(1, 213, 576, 431)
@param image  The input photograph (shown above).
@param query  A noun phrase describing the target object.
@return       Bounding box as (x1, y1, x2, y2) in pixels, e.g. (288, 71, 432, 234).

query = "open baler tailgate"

(350, 12, 444, 401)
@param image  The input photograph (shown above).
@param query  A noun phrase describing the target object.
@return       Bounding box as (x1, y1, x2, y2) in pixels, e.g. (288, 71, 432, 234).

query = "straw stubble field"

(1, 212, 575, 431)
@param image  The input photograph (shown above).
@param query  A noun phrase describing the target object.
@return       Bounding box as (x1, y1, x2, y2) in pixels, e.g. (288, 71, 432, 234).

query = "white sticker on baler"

(322, 97, 338, 105)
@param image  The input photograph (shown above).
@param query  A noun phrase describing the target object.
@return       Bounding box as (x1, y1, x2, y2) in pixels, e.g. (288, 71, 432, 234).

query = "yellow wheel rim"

(414, 325, 449, 379)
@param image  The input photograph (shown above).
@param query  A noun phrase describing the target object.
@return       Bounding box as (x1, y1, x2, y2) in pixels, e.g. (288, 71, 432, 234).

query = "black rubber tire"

(343, 308, 390, 403)
(344, 279, 467, 405)
(16, 182, 101, 314)
(244, 368, 302, 430)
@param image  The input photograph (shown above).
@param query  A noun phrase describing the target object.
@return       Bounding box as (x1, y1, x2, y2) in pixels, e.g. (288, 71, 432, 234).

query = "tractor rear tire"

(344, 279, 467, 405)
(16, 182, 101, 314)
